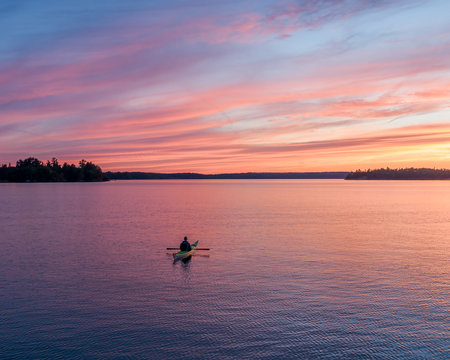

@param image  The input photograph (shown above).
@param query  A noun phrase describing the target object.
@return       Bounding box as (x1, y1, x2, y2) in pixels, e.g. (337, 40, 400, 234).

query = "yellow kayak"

(173, 241, 199, 260)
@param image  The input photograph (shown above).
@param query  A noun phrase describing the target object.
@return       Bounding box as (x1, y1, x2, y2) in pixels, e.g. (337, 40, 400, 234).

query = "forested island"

(346, 168, 450, 180)
(105, 171, 348, 180)
(0, 157, 108, 182)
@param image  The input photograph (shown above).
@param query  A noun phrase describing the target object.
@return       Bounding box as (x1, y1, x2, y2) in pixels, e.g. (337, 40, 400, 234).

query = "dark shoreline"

(1, 157, 108, 182)
(3, 162, 450, 182)
(345, 168, 450, 180)
(105, 171, 349, 180)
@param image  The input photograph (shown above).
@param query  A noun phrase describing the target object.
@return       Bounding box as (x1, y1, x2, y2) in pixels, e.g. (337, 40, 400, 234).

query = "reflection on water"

(0, 180, 449, 359)
(176, 255, 192, 265)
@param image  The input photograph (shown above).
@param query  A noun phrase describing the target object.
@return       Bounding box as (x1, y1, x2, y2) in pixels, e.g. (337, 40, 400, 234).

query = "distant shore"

(3, 159, 449, 182)
(105, 171, 348, 180)
(345, 168, 450, 180)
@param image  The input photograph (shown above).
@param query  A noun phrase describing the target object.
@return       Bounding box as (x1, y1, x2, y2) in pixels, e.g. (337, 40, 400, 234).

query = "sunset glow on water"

(1, 180, 449, 358)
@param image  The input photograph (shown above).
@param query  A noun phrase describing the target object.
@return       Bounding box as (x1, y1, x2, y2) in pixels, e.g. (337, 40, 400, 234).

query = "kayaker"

(180, 236, 191, 252)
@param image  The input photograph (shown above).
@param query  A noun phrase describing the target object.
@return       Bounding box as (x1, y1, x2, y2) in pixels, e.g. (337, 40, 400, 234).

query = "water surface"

(1, 180, 449, 359)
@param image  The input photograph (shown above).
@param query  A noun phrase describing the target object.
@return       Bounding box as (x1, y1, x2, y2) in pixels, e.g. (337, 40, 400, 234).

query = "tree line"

(105, 171, 348, 180)
(0, 157, 108, 182)
(345, 167, 450, 180)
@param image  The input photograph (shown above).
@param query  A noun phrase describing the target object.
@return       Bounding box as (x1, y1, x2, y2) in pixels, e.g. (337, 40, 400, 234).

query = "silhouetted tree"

(62, 163, 81, 181)
(346, 167, 450, 180)
(0, 157, 108, 182)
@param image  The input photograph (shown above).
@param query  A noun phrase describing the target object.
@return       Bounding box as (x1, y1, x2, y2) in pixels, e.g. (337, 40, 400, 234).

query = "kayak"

(173, 241, 199, 260)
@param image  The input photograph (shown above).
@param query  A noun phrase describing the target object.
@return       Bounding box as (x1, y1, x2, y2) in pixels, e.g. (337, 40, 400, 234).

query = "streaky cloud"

(1, 0, 449, 171)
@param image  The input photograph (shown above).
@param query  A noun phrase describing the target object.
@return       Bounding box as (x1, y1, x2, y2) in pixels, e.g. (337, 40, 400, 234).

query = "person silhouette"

(179, 236, 191, 251)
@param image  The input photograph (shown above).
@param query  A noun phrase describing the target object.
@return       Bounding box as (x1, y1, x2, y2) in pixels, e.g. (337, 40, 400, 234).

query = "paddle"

(166, 247, 210, 250)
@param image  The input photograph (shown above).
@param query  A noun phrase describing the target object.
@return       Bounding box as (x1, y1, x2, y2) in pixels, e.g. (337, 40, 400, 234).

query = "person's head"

(184, 236, 187, 241)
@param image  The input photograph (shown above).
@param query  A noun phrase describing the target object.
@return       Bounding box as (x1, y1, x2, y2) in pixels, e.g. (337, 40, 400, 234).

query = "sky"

(1, 0, 449, 173)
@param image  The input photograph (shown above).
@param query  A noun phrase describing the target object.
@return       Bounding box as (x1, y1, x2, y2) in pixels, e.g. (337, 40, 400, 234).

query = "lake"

(0, 180, 449, 359)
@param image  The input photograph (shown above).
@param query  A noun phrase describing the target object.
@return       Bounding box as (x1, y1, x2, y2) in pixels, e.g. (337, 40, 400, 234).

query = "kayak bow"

(173, 241, 199, 260)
